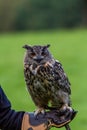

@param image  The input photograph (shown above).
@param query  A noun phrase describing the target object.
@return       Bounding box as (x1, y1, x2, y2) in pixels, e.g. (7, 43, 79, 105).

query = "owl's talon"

(34, 107, 45, 118)
(67, 106, 73, 112)
(60, 105, 72, 114)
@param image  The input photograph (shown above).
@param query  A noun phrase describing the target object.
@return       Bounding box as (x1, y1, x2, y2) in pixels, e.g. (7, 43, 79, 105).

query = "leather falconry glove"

(22, 109, 77, 130)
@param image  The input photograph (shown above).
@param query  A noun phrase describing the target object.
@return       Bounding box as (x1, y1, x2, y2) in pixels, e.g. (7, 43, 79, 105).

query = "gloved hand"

(21, 109, 77, 130)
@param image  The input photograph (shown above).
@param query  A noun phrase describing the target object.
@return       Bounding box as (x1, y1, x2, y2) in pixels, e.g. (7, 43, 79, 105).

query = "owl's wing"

(53, 60, 71, 95)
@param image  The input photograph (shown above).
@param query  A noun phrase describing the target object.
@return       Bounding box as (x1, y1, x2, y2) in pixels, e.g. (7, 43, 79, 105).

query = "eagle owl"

(23, 44, 72, 114)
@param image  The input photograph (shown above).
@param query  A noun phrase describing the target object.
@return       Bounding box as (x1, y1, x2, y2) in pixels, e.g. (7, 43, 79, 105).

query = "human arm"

(0, 86, 25, 130)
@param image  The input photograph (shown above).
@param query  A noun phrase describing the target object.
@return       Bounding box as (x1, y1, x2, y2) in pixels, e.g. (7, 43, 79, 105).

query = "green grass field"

(0, 29, 87, 130)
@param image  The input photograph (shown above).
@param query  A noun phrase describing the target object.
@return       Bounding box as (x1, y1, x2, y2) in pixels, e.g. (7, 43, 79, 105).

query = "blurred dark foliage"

(0, 0, 87, 31)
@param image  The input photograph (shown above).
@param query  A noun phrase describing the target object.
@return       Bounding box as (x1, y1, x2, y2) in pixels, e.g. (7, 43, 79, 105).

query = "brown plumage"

(23, 44, 72, 114)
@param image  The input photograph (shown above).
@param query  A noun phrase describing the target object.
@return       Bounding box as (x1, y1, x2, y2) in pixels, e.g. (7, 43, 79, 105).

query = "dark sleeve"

(0, 86, 25, 130)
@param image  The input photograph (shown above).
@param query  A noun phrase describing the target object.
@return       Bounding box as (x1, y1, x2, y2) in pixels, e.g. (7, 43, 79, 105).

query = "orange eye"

(31, 52, 36, 56)
(42, 51, 46, 56)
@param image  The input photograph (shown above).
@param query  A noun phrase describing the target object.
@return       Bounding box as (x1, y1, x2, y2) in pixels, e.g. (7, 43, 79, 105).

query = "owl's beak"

(34, 56, 43, 63)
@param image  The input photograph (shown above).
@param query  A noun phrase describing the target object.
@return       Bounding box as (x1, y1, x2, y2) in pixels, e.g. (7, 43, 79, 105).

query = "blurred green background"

(0, 0, 87, 130)
(0, 0, 87, 31)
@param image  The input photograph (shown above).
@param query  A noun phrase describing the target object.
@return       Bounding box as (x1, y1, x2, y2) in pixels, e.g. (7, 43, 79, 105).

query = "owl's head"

(23, 44, 53, 64)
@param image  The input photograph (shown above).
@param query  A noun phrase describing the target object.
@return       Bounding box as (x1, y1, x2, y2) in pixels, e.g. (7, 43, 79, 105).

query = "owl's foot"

(60, 104, 72, 113)
(34, 107, 45, 118)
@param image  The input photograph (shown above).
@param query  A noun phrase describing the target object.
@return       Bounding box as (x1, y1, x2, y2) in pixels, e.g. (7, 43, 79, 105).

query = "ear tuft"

(22, 45, 31, 50)
(47, 44, 50, 48)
